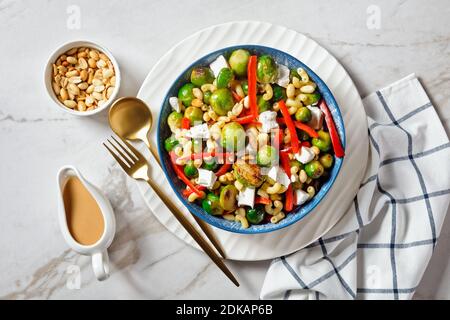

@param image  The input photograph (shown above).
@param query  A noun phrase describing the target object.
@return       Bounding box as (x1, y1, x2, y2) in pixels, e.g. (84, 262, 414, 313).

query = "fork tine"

(103, 141, 130, 169)
(109, 137, 136, 165)
(111, 135, 139, 161)
(115, 135, 143, 161)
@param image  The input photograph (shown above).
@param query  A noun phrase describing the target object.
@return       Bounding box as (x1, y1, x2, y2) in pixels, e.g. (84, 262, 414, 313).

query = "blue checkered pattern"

(260, 74, 450, 300)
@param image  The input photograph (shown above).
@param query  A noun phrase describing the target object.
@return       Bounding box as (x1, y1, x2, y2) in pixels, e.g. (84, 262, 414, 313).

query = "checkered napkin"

(260, 74, 450, 300)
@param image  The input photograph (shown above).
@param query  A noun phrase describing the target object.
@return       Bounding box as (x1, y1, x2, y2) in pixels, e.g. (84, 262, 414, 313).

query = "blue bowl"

(157, 45, 345, 234)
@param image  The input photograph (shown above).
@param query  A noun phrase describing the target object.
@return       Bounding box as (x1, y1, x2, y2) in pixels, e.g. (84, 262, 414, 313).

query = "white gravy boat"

(57, 165, 116, 281)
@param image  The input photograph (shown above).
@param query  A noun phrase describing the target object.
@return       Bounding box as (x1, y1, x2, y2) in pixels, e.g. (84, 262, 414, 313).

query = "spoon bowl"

(109, 97, 153, 149)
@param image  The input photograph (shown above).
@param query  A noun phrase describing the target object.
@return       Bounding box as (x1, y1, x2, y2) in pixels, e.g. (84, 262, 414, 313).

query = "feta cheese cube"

(295, 189, 310, 206)
(294, 146, 316, 164)
(276, 64, 290, 88)
(169, 97, 181, 113)
(307, 105, 324, 130)
(267, 166, 291, 187)
(187, 123, 210, 139)
(197, 169, 217, 189)
(258, 111, 279, 133)
(209, 55, 229, 78)
(238, 187, 255, 208)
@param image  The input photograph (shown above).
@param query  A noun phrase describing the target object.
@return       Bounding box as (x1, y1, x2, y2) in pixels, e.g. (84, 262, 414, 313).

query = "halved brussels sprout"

(304, 160, 324, 179)
(210, 88, 234, 116)
(184, 106, 203, 126)
(167, 111, 183, 131)
(228, 49, 250, 77)
(178, 83, 195, 107)
(190, 67, 214, 87)
(257, 55, 277, 84)
(221, 122, 246, 152)
(246, 206, 265, 224)
(233, 160, 264, 187)
(257, 145, 277, 167)
(312, 130, 331, 152)
(216, 68, 234, 89)
(202, 193, 224, 215)
(219, 185, 238, 211)
(295, 107, 312, 123)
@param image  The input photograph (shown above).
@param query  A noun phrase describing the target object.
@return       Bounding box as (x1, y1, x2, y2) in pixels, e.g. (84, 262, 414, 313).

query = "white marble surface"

(0, 0, 449, 299)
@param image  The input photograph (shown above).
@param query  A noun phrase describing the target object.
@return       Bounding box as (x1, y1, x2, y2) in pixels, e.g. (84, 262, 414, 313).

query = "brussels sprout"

(304, 160, 324, 179)
(178, 83, 195, 107)
(295, 107, 312, 123)
(216, 68, 234, 89)
(184, 106, 203, 126)
(190, 67, 214, 87)
(184, 161, 198, 178)
(219, 185, 238, 211)
(246, 206, 265, 224)
(167, 111, 183, 131)
(272, 85, 286, 102)
(257, 55, 277, 84)
(257, 95, 271, 113)
(257, 145, 278, 167)
(228, 49, 250, 77)
(312, 130, 331, 152)
(221, 122, 246, 152)
(202, 157, 219, 171)
(233, 160, 264, 187)
(203, 91, 212, 105)
(202, 193, 224, 216)
(164, 136, 179, 152)
(302, 93, 321, 106)
(319, 153, 334, 169)
(241, 80, 248, 95)
(210, 88, 234, 116)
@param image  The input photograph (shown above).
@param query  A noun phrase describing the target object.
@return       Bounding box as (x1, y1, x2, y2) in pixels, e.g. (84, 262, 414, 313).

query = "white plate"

(135, 21, 368, 261)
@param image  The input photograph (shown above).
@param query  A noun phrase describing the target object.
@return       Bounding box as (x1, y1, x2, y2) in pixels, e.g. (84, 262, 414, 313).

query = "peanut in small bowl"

(44, 40, 121, 116)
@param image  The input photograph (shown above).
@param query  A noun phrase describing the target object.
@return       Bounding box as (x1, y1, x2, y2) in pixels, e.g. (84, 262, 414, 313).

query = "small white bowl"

(44, 40, 121, 116)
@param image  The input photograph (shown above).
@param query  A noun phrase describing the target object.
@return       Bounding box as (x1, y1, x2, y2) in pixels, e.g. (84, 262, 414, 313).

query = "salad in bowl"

(158, 46, 345, 233)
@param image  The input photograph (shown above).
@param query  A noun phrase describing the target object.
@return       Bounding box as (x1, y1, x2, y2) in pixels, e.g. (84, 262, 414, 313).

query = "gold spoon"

(108, 97, 226, 259)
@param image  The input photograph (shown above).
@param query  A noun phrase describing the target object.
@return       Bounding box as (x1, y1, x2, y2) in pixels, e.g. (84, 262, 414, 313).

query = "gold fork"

(103, 135, 239, 287)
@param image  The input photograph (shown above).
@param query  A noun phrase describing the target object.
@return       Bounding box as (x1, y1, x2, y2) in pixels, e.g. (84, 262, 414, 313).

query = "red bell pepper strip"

(302, 141, 311, 148)
(255, 196, 271, 205)
(318, 100, 345, 158)
(181, 117, 190, 129)
(280, 141, 310, 154)
(294, 121, 319, 138)
(247, 55, 258, 117)
(278, 100, 300, 154)
(182, 185, 206, 197)
(215, 163, 232, 177)
(169, 152, 205, 197)
(277, 118, 318, 138)
(232, 90, 242, 102)
(280, 151, 294, 212)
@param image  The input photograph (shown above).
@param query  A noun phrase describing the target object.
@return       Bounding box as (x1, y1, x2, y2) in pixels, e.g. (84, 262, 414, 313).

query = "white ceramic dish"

(44, 40, 121, 116)
(136, 21, 369, 261)
(57, 165, 116, 280)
